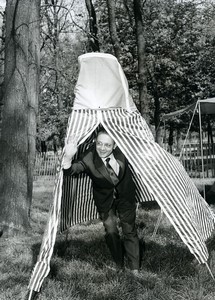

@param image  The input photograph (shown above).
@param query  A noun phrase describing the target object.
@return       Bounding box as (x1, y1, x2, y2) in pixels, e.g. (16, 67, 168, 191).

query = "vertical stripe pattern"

(28, 108, 215, 296)
(101, 109, 215, 263)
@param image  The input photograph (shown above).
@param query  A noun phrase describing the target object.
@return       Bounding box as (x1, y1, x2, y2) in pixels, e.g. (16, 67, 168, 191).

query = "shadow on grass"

(26, 230, 215, 300)
(28, 219, 215, 300)
(142, 239, 196, 276)
(52, 235, 112, 268)
(31, 242, 42, 265)
(29, 234, 113, 278)
(30, 234, 197, 279)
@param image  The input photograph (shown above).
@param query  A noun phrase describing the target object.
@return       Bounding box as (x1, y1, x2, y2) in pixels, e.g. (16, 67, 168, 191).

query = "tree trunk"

(207, 117, 213, 145)
(168, 123, 174, 154)
(0, 0, 40, 235)
(53, 1, 62, 110)
(148, 62, 162, 144)
(85, 0, 100, 52)
(106, 0, 121, 60)
(0, 11, 6, 135)
(154, 93, 162, 144)
(133, 0, 150, 124)
(28, 0, 41, 213)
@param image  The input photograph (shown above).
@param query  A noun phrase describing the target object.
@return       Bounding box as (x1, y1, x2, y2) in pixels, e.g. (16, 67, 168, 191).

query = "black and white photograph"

(0, 1, 215, 299)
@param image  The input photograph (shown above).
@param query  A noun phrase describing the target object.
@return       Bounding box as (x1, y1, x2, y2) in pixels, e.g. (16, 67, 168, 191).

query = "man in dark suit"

(63, 129, 140, 274)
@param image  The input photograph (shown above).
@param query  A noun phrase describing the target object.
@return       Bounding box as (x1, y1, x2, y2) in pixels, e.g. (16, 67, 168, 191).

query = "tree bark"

(154, 92, 162, 144)
(28, 0, 41, 213)
(0, 0, 40, 235)
(85, 0, 100, 52)
(106, 0, 121, 60)
(168, 122, 174, 154)
(52, 0, 62, 110)
(207, 117, 213, 145)
(0, 10, 5, 115)
(148, 61, 162, 144)
(133, 0, 150, 124)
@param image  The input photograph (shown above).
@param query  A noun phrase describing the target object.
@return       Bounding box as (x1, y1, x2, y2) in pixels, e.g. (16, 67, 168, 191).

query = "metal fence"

(180, 143, 215, 178)
(34, 152, 61, 180)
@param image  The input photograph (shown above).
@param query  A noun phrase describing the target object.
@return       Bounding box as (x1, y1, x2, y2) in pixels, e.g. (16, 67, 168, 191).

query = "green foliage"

(38, 0, 215, 144)
(39, 38, 78, 142)
(38, 1, 88, 146)
(144, 1, 214, 113)
(94, 0, 215, 129)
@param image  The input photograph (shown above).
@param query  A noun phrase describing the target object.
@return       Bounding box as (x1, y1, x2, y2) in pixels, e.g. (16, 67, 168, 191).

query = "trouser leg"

(100, 209, 124, 268)
(119, 207, 140, 270)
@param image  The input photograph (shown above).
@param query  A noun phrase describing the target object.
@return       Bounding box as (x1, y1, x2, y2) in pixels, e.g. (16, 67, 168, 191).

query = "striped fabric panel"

(28, 110, 100, 294)
(60, 133, 99, 232)
(66, 109, 100, 144)
(129, 163, 155, 202)
(60, 173, 98, 231)
(59, 109, 156, 232)
(28, 108, 215, 296)
(60, 109, 101, 230)
(101, 109, 215, 263)
(28, 171, 64, 293)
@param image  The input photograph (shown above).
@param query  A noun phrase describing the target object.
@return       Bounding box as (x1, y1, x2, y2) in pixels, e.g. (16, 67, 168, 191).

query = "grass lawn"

(1, 178, 215, 300)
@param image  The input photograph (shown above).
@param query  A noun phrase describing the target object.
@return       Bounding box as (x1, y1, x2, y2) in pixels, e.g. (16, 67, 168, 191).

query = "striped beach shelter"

(28, 53, 215, 298)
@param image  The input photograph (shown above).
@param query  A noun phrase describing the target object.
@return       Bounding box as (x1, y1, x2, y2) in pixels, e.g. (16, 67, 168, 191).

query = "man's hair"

(97, 128, 109, 137)
(96, 128, 115, 144)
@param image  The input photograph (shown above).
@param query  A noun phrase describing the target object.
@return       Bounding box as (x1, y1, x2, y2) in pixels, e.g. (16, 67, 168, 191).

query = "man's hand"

(64, 140, 78, 159)
(62, 138, 78, 169)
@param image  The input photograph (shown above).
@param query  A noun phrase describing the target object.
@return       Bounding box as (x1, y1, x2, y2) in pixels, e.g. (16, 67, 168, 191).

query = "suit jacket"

(63, 144, 136, 213)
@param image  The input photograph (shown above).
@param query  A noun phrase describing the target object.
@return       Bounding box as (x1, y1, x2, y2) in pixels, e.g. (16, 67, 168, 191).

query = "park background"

(0, 0, 215, 299)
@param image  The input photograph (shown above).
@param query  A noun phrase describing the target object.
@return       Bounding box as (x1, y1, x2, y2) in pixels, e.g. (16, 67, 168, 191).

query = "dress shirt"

(102, 153, 120, 176)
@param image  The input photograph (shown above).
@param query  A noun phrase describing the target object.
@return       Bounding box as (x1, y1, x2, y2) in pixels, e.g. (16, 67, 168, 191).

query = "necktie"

(105, 158, 119, 185)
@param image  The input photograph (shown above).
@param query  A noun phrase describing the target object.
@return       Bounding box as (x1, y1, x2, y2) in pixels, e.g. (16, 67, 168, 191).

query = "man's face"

(96, 133, 115, 158)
